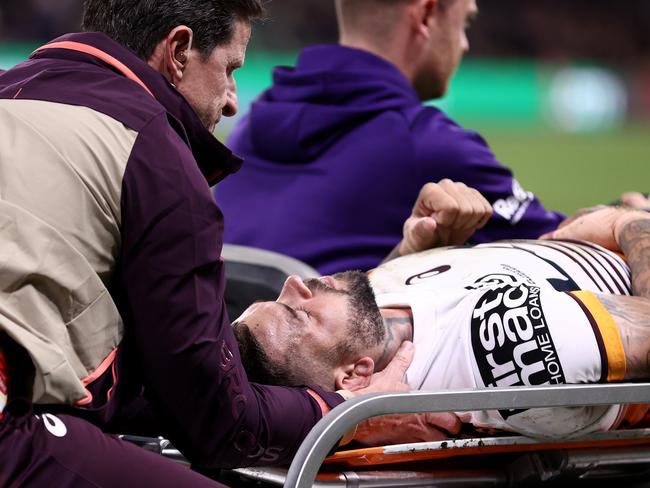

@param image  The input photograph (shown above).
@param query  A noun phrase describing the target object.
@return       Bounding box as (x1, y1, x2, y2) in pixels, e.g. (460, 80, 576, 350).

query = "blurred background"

(1, 0, 648, 214)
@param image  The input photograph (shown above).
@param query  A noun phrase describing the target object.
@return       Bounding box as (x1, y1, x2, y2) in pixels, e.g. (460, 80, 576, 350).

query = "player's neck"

(375, 307, 414, 371)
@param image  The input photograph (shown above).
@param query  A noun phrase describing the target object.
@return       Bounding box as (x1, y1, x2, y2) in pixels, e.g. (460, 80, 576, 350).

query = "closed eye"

(295, 306, 312, 319)
(278, 302, 299, 320)
(277, 302, 310, 324)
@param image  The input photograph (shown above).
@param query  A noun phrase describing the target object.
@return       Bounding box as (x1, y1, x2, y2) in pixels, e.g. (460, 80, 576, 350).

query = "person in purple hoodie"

(216, 0, 565, 275)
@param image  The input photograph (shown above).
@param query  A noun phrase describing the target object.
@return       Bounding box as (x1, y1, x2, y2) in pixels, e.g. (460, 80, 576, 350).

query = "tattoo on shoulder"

(619, 218, 650, 298)
(595, 292, 650, 379)
(596, 293, 650, 326)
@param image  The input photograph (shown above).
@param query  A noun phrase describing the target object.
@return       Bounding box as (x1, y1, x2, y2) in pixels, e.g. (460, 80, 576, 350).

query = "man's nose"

(278, 275, 313, 302)
(222, 77, 238, 118)
(462, 32, 470, 53)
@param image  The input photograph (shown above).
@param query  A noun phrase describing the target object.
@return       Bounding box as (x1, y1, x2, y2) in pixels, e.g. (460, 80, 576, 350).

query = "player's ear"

(335, 357, 375, 392)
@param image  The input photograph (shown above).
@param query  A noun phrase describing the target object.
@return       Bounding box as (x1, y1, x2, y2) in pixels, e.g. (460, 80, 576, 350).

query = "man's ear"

(156, 25, 194, 85)
(335, 357, 375, 392)
(409, 0, 439, 39)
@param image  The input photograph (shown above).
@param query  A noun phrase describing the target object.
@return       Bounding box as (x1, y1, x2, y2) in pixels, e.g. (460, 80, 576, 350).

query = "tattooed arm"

(604, 214, 650, 379)
(615, 214, 650, 298)
(544, 208, 650, 378)
(543, 207, 650, 297)
(594, 294, 650, 380)
(541, 206, 648, 253)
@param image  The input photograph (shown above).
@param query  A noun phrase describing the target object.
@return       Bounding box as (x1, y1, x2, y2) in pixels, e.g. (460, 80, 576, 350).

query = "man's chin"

(333, 270, 383, 319)
(332, 270, 375, 295)
(332, 270, 368, 285)
(417, 84, 447, 102)
(203, 115, 220, 133)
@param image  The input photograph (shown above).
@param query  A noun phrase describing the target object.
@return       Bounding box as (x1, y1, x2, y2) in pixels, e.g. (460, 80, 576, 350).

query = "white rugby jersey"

(369, 240, 631, 438)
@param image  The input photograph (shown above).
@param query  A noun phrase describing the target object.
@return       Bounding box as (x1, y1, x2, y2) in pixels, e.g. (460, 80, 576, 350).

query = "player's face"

(233, 272, 377, 385)
(414, 0, 478, 100)
(176, 17, 250, 132)
(234, 275, 353, 367)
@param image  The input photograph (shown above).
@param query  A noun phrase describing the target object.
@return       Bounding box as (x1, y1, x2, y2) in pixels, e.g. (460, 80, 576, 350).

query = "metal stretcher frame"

(278, 383, 650, 487)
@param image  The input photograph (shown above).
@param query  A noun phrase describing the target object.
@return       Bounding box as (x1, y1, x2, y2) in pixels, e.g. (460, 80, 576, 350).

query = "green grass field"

(476, 123, 650, 215)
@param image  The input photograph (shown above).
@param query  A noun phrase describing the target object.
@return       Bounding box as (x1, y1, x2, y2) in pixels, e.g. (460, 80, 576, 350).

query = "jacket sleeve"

(413, 110, 565, 241)
(119, 114, 343, 468)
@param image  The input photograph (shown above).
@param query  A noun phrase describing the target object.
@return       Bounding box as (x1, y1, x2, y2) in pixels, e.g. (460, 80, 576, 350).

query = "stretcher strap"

(0, 347, 8, 420)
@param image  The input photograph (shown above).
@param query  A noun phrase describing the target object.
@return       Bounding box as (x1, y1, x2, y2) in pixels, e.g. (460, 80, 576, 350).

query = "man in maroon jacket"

(0, 1, 434, 485)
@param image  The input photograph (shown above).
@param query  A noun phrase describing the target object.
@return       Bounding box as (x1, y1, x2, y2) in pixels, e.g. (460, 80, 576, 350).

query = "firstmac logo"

(470, 284, 566, 420)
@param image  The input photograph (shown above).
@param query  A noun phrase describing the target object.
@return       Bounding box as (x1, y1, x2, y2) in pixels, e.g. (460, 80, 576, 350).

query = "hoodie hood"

(248, 44, 419, 163)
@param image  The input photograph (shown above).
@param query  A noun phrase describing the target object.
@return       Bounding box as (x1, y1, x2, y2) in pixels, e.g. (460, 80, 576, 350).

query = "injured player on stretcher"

(233, 205, 650, 441)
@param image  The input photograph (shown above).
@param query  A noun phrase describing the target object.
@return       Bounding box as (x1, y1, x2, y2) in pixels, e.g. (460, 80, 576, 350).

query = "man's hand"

(351, 341, 415, 396)
(398, 180, 492, 256)
(620, 192, 650, 210)
(540, 206, 650, 252)
(553, 205, 607, 231)
(310, 342, 413, 417)
(339, 341, 462, 447)
(352, 412, 462, 446)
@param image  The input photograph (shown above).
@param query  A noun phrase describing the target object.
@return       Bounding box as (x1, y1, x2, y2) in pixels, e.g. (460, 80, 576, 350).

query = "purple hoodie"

(217, 45, 564, 275)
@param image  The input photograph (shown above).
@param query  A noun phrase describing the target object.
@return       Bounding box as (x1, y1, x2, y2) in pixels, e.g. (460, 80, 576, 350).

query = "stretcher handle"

(285, 383, 650, 488)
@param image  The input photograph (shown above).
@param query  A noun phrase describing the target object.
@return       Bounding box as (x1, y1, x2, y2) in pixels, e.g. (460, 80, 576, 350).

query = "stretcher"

(127, 245, 650, 486)
(232, 384, 650, 487)
(127, 384, 650, 486)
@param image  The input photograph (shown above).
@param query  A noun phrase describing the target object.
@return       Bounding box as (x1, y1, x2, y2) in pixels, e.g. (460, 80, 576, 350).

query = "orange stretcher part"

(324, 403, 650, 468)
(324, 429, 650, 468)
(617, 403, 650, 429)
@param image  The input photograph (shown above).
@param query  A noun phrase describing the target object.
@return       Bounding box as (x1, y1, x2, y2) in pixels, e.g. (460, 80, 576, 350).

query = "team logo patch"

(465, 273, 518, 291)
(471, 284, 566, 419)
(42, 413, 68, 438)
(405, 265, 451, 285)
(492, 179, 534, 225)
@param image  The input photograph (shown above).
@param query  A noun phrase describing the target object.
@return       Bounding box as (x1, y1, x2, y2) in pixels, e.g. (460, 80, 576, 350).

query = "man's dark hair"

(233, 321, 301, 387)
(82, 0, 264, 60)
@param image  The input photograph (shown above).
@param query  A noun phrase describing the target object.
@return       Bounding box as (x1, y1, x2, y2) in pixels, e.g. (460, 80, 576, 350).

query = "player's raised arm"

(542, 207, 650, 297)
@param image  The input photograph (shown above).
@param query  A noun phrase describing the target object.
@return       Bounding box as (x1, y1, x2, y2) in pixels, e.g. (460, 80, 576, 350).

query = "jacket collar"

(31, 32, 241, 185)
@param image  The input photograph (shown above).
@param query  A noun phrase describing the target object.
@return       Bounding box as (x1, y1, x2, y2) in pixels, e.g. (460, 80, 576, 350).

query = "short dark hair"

(82, 0, 264, 60)
(233, 321, 301, 387)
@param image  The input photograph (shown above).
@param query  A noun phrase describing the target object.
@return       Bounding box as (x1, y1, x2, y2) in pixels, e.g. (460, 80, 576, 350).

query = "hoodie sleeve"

(412, 108, 564, 241)
(119, 113, 343, 468)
